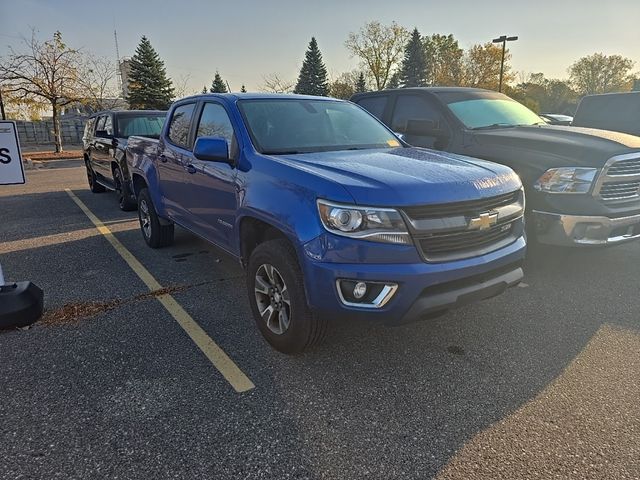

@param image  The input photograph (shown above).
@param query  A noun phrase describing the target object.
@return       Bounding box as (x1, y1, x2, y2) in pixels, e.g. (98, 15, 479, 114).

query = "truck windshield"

(117, 114, 166, 139)
(238, 99, 402, 154)
(445, 97, 544, 130)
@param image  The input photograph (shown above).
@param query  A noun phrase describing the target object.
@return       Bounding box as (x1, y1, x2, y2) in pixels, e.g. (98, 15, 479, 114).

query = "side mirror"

(95, 129, 112, 139)
(193, 137, 231, 163)
(405, 119, 447, 138)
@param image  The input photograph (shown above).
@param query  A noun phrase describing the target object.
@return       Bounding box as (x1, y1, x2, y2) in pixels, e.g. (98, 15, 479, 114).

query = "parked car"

(83, 110, 166, 210)
(539, 113, 573, 126)
(572, 91, 640, 136)
(127, 93, 526, 353)
(351, 87, 640, 247)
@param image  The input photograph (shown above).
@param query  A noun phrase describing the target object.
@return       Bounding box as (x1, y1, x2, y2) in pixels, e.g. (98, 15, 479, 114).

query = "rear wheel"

(247, 239, 328, 354)
(86, 159, 105, 193)
(113, 166, 136, 211)
(137, 188, 174, 248)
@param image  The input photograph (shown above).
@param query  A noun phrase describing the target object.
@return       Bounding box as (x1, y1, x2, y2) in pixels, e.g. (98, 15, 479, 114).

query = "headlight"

(534, 167, 598, 194)
(317, 200, 411, 244)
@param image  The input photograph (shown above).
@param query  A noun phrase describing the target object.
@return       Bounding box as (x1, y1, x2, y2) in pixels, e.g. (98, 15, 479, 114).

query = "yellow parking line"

(65, 189, 255, 393)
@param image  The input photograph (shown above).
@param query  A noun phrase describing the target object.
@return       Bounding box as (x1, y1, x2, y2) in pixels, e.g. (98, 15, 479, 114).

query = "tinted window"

(239, 99, 401, 154)
(391, 95, 443, 132)
(168, 103, 196, 148)
(196, 103, 235, 144)
(103, 115, 114, 136)
(83, 118, 96, 139)
(117, 114, 166, 138)
(95, 115, 107, 132)
(357, 96, 388, 120)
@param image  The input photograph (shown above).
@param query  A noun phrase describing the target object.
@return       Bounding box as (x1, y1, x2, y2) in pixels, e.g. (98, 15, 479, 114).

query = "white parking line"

(65, 189, 255, 393)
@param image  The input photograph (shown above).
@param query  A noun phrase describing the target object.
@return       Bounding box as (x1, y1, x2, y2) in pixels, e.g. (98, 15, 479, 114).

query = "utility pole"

(492, 35, 518, 93)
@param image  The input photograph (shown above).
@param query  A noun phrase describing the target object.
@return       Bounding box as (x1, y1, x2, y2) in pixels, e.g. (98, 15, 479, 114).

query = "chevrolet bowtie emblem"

(468, 212, 498, 231)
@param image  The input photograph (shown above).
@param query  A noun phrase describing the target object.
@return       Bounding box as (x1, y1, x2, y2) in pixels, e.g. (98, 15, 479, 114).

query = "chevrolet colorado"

(127, 93, 526, 353)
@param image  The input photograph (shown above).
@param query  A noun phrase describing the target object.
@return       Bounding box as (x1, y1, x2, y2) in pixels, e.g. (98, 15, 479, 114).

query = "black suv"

(83, 110, 166, 210)
(352, 88, 640, 247)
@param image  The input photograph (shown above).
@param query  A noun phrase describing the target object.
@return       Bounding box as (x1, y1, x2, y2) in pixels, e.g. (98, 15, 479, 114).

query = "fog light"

(336, 279, 398, 308)
(353, 282, 367, 299)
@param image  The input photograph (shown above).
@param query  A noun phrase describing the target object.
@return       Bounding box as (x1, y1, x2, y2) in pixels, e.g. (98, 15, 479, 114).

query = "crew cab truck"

(83, 110, 166, 210)
(127, 93, 526, 353)
(352, 88, 640, 247)
(572, 91, 640, 137)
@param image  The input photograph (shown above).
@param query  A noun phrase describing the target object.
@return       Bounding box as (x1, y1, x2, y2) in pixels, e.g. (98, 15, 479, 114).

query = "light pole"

(492, 35, 518, 93)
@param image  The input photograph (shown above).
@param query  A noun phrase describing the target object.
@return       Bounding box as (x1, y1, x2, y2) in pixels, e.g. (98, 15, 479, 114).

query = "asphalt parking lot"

(1, 161, 639, 479)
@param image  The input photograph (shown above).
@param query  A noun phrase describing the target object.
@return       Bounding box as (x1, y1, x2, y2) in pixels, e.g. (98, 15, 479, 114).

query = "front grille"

(417, 221, 515, 256)
(402, 190, 520, 220)
(599, 180, 640, 200)
(606, 158, 640, 176)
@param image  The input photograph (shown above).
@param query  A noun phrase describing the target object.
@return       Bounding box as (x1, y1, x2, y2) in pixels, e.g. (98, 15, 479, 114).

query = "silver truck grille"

(594, 154, 640, 203)
(402, 189, 524, 262)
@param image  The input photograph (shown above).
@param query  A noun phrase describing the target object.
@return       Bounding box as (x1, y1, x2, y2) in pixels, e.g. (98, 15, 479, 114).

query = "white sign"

(0, 121, 26, 185)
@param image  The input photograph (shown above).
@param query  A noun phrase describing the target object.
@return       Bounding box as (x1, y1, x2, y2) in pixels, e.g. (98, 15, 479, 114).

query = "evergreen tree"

(399, 28, 428, 87)
(355, 72, 367, 93)
(209, 71, 228, 93)
(294, 37, 329, 96)
(201, 85, 208, 94)
(386, 71, 401, 89)
(127, 36, 174, 109)
(241, 84, 247, 93)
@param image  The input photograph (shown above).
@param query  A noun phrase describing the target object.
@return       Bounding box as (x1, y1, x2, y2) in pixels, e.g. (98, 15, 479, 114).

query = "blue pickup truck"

(127, 93, 526, 353)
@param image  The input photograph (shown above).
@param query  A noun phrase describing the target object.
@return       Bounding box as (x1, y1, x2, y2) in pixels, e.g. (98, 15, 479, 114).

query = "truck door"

(389, 94, 452, 150)
(156, 102, 197, 225)
(183, 101, 239, 251)
(91, 114, 115, 183)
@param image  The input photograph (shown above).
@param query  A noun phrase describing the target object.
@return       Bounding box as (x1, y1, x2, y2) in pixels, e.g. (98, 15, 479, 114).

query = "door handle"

(186, 164, 197, 174)
(159, 154, 168, 163)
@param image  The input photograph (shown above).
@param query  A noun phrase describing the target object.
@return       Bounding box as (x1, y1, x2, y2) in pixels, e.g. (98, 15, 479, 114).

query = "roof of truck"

(179, 93, 343, 102)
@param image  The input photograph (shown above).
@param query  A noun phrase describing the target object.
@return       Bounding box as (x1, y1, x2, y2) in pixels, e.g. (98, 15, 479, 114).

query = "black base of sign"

(0, 281, 44, 328)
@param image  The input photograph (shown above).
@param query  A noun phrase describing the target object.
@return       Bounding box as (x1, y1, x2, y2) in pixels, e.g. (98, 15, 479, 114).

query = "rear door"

(183, 101, 239, 250)
(156, 102, 197, 225)
(93, 114, 115, 181)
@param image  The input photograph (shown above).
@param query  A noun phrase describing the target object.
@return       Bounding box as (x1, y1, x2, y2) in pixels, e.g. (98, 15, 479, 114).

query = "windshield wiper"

(471, 123, 518, 130)
(262, 150, 306, 155)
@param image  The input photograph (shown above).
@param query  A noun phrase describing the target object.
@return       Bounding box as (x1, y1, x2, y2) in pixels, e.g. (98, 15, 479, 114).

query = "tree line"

(1, 23, 638, 152)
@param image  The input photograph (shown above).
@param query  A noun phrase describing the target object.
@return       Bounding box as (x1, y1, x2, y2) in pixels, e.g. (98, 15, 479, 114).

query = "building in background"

(119, 58, 132, 99)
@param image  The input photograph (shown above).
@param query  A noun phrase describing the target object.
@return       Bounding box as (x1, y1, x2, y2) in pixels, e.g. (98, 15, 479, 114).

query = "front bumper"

(531, 210, 640, 246)
(300, 236, 526, 325)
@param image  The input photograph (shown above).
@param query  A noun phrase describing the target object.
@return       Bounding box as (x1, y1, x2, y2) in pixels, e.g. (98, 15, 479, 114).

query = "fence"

(14, 117, 87, 145)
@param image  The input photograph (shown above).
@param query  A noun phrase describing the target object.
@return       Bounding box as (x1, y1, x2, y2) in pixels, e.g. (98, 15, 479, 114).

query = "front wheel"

(247, 239, 328, 354)
(137, 188, 174, 248)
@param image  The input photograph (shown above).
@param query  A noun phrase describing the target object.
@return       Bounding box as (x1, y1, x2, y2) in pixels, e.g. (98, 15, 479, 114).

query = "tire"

(247, 239, 328, 354)
(137, 188, 174, 248)
(86, 159, 106, 193)
(113, 166, 137, 211)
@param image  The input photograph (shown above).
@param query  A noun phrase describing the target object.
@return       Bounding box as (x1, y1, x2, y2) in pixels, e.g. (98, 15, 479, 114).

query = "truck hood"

(473, 125, 640, 167)
(272, 147, 521, 206)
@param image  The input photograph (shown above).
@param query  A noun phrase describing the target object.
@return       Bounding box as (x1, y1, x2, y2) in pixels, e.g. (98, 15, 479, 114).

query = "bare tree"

(77, 54, 121, 112)
(173, 73, 193, 99)
(260, 73, 294, 93)
(0, 30, 83, 152)
(345, 21, 409, 90)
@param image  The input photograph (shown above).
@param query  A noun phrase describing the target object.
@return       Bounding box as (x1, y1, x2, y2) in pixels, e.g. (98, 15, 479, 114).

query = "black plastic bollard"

(0, 281, 44, 328)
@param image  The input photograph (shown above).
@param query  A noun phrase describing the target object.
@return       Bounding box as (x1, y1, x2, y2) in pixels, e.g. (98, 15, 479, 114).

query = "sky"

(1, 0, 639, 94)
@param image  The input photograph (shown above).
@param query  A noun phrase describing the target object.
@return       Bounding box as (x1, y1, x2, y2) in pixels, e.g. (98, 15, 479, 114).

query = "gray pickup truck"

(352, 87, 640, 247)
